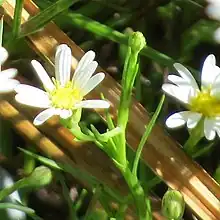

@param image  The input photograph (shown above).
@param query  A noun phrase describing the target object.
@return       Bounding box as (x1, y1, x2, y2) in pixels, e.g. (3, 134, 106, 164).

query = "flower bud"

(128, 31, 146, 53)
(23, 166, 52, 189)
(162, 189, 185, 220)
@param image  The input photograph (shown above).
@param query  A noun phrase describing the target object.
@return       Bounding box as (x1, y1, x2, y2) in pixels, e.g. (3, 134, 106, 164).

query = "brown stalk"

(2, 0, 220, 219)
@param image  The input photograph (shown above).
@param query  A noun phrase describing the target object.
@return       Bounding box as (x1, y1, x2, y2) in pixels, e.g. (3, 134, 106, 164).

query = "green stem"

(115, 203, 128, 220)
(213, 163, 220, 184)
(74, 189, 88, 212)
(0, 203, 37, 216)
(144, 176, 162, 191)
(84, 186, 101, 220)
(58, 173, 77, 220)
(0, 180, 23, 201)
(12, 0, 24, 38)
(22, 146, 36, 205)
(122, 167, 152, 220)
(23, 146, 36, 175)
(132, 95, 165, 176)
(117, 32, 146, 166)
(183, 118, 204, 155)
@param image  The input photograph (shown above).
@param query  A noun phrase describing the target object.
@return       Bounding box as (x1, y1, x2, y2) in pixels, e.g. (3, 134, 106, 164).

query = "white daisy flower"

(206, 0, 220, 21)
(15, 44, 110, 126)
(162, 54, 220, 140)
(0, 47, 19, 93)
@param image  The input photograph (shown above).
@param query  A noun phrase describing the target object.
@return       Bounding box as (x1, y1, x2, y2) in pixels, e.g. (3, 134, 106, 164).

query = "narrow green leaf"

(57, 173, 78, 220)
(20, 0, 80, 37)
(0, 15, 3, 46)
(132, 95, 165, 176)
(12, 0, 24, 38)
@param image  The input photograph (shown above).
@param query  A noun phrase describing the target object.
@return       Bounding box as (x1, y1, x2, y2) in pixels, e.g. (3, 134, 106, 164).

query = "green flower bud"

(23, 166, 53, 189)
(162, 189, 185, 220)
(128, 31, 146, 53)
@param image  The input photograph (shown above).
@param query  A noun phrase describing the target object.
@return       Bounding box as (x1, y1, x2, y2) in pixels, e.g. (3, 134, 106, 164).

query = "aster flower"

(15, 44, 110, 126)
(0, 47, 19, 93)
(162, 54, 220, 140)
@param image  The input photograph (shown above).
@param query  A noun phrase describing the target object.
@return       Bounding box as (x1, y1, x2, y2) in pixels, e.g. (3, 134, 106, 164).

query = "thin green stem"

(74, 189, 88, 212)
(213, 163, 220, 184)
(0, 180, 23, 201)
(0, 203, 43, 219)
(122, 167, 152, 220)
(0, 203, 34, 215)
(115, 204, 128, 220)
(58, 173, 77, 220)
(84, 186, 101, 220)
(183, 118, 204, 155)
(144, 176, 162, 191)
(132, 95, 165, 176)
(23, 146, 36, 175)
(12, 0, 24, 38)
(117, 32, 146, 166)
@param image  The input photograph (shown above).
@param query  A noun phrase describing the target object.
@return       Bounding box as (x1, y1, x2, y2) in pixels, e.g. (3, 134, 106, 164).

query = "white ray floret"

(162, 54, 220, 140)
(15, 44, 110, 126)
(206, 0, 220, 43)
(0, 47, 19, 93)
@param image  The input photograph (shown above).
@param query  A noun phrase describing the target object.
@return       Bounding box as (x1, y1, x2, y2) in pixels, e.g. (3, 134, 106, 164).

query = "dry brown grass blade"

(0, 98, 77, 168)
(2, 0, 220, 219)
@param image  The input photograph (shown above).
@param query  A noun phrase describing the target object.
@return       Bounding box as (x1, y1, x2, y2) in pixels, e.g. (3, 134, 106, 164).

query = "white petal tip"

(33, 120, 43, 126)
(31, 60, 41, 69)
(57, 44, 70, 49)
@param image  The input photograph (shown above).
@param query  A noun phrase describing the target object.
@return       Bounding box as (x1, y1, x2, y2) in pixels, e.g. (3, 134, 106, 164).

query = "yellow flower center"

(190, 89, 220, 117)
(48, 80, 82, 109)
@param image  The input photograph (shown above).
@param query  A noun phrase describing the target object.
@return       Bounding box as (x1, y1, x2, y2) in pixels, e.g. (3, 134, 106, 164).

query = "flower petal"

(206, 3, 220, 20)
(15, 84, 47, 96)
(72, 51, 95, 82)
(0, 79, 19, 93)
(168, 75, 197, 90)
(74, 61, 98, 90)
(213, 27, 220, 44)
(81, 72, 105, 96)
(59, 109, 72, 119)
(186, 112, 202, 129)
(173, 63, 199, 90)
(201, 54, 220, 88)
(162, 83, 195, 104)
(0, 68, 17, 79)
(165, 111, 190, 128)
(0, 47, 8, 65)
(204, 118, 216, 140)
(210, 87, 220, 98)
(75, 100, 110, 109)
(55, 44, 72, 86)
(15, 86, 50, 108)
(33, 108, 57, 126)
(31, 60, 55, 91)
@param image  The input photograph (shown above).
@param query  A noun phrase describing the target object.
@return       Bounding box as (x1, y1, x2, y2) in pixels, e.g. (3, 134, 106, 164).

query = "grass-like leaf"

(20, 0, 80, 37)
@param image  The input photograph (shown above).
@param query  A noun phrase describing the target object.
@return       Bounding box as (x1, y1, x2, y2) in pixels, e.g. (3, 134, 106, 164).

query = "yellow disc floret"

(48, 80, 82, 109)
(190, 89, 220, 117)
